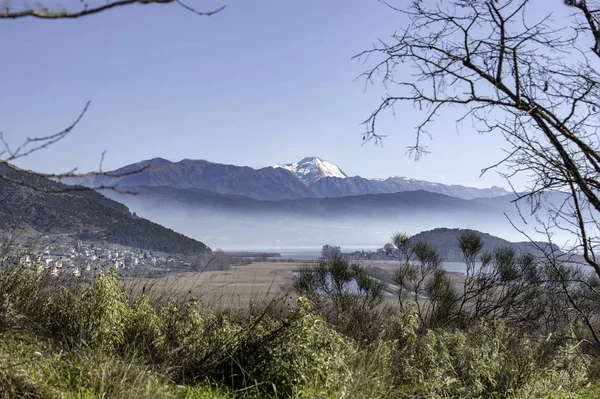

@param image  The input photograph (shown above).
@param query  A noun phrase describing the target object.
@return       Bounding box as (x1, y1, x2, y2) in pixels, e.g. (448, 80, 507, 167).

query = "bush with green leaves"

(246, 297, 357, 398)
(123, 294, 166, 358)
(387, 309, 590, 398)
(158, 298, 250, 381)
(0, 265, 131, 351)
(41, 269, 131, 351)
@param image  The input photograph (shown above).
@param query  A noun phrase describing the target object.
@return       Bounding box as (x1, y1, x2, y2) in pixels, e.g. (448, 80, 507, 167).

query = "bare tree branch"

(0, 0, 224, 192)
(0, 0, 225, 19)
(0, 101, 149, 193)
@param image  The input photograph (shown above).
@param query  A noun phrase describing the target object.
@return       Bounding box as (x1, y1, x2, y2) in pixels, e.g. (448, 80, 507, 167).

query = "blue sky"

(0, 0, 566, 189)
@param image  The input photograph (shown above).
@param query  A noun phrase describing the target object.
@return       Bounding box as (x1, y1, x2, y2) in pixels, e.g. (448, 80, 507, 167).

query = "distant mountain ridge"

(276, 157, 508, 199)
(64, 157, 509, 200)
(104, 186, 499, 217)
(65, 158, 312, 201)
(309, 175, 508, 199)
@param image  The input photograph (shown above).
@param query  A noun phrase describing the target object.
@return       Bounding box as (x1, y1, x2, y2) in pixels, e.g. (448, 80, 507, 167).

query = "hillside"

(0, 165, 210, 254)
(411, 228, 560, 261)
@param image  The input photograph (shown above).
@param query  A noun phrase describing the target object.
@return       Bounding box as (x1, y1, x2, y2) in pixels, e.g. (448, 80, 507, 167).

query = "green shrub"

(387, 309, 590, 398)
(161, 299, 218, 357)
(0, 264, 48, 328)
(40, 269, 130, 351)
(247, 297, 356, 398)
(123, 294, 166, 358)
(159, 298, 247, 382)
(83, 270, 130, 350)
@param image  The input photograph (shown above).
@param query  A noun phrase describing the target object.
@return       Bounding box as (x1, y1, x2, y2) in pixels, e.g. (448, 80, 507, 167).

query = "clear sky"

(0, 0, 569, 189)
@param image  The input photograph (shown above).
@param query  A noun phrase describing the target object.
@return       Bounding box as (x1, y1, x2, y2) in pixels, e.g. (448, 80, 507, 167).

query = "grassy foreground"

(0, 264, 599, 398)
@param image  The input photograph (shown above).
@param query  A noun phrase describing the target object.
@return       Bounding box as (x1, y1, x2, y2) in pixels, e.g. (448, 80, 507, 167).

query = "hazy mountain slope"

(105, 186, 495, 217)
(382, 177, 508, 199)
(309, 176, 381, 197)
(0, 165, 210, 254)
(65, 158, 313, 201)
(102, 185, 527, 248)
(309, 175, 509, 199)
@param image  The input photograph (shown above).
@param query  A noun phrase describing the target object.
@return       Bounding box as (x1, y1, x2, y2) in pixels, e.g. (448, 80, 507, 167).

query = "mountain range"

(64, 157, 509, 201)
(56, 156, 538, 247)
(0, 156, 562, 253)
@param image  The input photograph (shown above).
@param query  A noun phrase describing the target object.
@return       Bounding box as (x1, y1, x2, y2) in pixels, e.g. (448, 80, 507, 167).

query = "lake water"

(227, 246, 468, 274)
(291, 271, 395, 296)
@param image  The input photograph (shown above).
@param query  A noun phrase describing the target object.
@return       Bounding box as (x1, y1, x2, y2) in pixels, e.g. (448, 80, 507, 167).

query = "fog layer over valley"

(104, 187, 543, 248)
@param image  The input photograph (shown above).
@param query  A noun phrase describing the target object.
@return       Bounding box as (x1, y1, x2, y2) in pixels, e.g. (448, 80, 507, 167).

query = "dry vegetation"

(3, 231, 600, 398)
(123, 262, 300, 308)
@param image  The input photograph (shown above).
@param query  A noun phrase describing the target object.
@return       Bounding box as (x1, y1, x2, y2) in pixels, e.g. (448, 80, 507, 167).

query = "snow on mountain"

(274, 157, 347, 185)
(273, 157, 508, 198)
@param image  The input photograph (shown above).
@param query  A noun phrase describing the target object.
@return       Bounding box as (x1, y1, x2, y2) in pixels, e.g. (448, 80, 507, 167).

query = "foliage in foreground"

(0, 262, 598, 398)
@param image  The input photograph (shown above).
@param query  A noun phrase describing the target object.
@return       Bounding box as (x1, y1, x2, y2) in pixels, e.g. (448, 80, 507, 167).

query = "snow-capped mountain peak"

(274, 157, 347, 185)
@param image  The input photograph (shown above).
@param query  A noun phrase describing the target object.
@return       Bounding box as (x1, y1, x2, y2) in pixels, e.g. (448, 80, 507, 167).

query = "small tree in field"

(320, 244, 342, 260)
(293, 256, 386, 340)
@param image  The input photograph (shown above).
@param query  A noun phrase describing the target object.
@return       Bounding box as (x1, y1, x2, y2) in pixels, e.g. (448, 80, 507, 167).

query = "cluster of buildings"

(6, 240, 191, 277)
(342, 248, 396, 261)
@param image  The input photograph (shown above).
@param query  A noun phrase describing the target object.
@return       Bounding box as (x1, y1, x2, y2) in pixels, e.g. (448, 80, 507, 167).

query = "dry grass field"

(122, 261, 467, 308)
(123, 262, 302, 307)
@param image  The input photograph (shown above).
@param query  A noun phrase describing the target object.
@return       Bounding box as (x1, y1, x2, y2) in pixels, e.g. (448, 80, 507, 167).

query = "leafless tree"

(358, 0, 600, 343)
(0, 0, 224, 191)
(357, 0, 600, 275)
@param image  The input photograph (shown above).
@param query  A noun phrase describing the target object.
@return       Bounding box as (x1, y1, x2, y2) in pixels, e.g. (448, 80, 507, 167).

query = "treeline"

(335, 228, 562, 262)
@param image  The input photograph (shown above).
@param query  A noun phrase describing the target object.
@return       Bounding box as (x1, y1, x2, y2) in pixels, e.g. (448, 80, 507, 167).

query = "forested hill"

(412, 228, 560, 262)
(0, 164, 210, 254)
